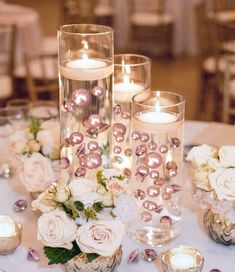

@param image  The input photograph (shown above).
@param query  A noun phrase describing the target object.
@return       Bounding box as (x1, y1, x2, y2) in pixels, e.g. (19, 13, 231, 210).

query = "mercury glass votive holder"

(58, 24, 114, 180)
(112, 54, 151, 174)
(130, 91, 185, 246)
(161, 246, 204, 272)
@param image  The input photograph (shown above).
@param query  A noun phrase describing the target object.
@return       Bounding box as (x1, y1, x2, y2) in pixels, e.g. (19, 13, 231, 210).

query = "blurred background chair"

(0, 24, 16, 105)
(129, 0, 174, 58)
(94, 0, 114, 27)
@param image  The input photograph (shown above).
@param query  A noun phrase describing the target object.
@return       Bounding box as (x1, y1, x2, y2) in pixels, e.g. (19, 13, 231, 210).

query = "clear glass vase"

(58, 24, 114, 180)
(112, 54, 151, 174)
(130, 91, 185, 246)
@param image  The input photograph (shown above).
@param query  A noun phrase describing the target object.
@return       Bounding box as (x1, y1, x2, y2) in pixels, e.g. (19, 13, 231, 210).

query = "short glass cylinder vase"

(58, 24, 114, 180)
(112, 54, 151, 173)
(131, 91, 185, 246)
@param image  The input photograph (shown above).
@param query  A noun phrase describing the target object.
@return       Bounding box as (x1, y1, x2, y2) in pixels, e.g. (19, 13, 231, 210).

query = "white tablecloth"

(0, 121, 235, 271)
(0, 1, 42, 64)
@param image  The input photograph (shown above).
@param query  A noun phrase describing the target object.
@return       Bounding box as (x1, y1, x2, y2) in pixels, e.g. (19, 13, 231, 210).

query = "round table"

(0, 121, 235, 271)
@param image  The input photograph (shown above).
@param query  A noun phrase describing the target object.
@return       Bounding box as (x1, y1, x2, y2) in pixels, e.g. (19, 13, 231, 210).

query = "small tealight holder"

(0, 215, 22, 255)
(161, 246, 204, 272)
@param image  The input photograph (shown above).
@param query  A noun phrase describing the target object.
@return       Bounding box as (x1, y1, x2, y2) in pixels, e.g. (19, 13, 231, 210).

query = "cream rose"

(69, 178, 99, 205)
(218, 146, 235, 167)
(209, 168, 235, 201)
(20, 152, 55, 192)
(37, 210, 77, 249)
(32, 190, 57, 213)
(76, 220, 125, 256)
(186, 144, 217, 167)
(9, 130, 28, 153)
(193, 166, 213, 191)
(36, 120, 60, 157)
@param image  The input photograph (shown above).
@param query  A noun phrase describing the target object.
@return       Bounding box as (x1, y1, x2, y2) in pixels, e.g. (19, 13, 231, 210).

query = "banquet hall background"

(1, 0, 235, 123)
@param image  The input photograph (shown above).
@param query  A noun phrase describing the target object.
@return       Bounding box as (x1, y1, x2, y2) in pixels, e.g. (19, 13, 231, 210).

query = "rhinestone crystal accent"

(128, 249, 139, 263)
(134, 189, 146, 200)
(141, 249, 157, 262)
(14, 199, 27, 212)
(27, 248, 40, 262)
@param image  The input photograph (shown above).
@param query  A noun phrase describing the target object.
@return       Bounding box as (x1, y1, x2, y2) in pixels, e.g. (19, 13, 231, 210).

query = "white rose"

(113, 194, 139, 225)
(107, 177, 129, 197)
(69, 178, 99, 205)
(32, 190, 57, 213)
(100, 192, 113, 207)
(218, 146, 235, 167)
(55, 181, 70, 203)
(193, 166, 213, 191)
(9, 130, 28, 153)
(37, 210, 77, 249)
(76, 220, 125, 256)
(36, 120, 60, 156)
(186, 144, 217, 167)
(20, 152, 55, 192)
(209, 168, 235, 201)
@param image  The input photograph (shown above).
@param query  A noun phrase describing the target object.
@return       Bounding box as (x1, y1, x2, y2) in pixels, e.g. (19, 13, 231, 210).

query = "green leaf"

(28, 117, 41, 137)
(44, 242, 81, 265)
(112, 175, 125, 180)
(96, 170, 108, 191)
(74, 201, 84, 211)
(86, 253, 99, 262)
(92, 202, 104, 212)
(84, 207, 97, 220)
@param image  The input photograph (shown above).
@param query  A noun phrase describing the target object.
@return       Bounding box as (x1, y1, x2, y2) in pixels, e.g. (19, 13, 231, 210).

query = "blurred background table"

(0, 120, 234, 272)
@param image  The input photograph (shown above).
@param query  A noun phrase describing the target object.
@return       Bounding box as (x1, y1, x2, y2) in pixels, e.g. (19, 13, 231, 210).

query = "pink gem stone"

(144, 152, 162, 169)
(132, 131, 140, 141)
(141, 249, 158, 262)
(113, 123, 126, 136)
(137, 166, 149, 177)
(150, 170, 159, 179)
(160, 216, 172, 227)
(141, 212, 152, 222)
(113, 146, 122, 154)
(70, 132, 84, 145)
(76, 143, 86, 158)
(165, 184, 181, 193)
(122, 111, 131, 119)
(154, 177, 165, 186)
(71, 88, 91, 107)
(124, 168, 132, 177)
(155, 205, 164, 213)
(86, 127, 99, 138)
(128, 249, 139, 263)
(166, 161, 177, 170)
(87, 141, 98, 151)
(27, 248, 40, 262)
(162, 192, 171, 200)
(159, 145, 168, 153)
(98, 123, 110, 133)
(113, 104, 121, 114)
(14, 199, 27, 212)
(143, 200, 158, 211)
(135, 172, 145, 182)
(115, 134, 124, 143)
(124, 148, 132, 156)
(135, 144, 147, 156)
(134, 189, 146, 200)
(92, 86, 104, 97)
(147, 186, 160, 197)
(140, 133, 149, 142)
(63, 100, 74, 112)
(88, 114, 102, 127)
(171, 137, 181, 148)
(75, 167, 86, 177)
(148, 141, 157, 151)
(60, 157, 70, 169)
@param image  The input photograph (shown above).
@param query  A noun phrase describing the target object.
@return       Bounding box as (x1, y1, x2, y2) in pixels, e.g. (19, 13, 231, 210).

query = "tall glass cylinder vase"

(131, 91, 185, 246)
(112, 54, 151, 174)
(58, 24, 114, 180)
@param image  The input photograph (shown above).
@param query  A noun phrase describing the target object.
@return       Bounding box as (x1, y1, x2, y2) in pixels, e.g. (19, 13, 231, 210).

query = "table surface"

(0, 121, 235, 272)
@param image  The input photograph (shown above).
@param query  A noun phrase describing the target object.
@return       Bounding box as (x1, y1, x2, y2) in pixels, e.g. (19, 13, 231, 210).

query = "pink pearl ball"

(144, 152, 162, 169)
(87, 141, 98, 151)
(92, 86, 104, 97)
(82, 153, 102, 169)
(113, 123, 126, 136)
(70, 132, 84, 145)
(88, 114, 102, 127)
(71, 88, 91, 107)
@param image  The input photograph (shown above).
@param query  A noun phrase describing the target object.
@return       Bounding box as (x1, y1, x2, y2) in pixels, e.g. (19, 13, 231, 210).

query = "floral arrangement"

(9, 118, 60, 192)
(186, 144, 235, 222)
(32, 169, 133, 265)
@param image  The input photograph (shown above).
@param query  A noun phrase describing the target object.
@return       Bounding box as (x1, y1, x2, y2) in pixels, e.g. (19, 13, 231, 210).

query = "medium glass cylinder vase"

(112, 54, 151, 174)
(58, 24, 114, 180)
(131, 91, 185, 246)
